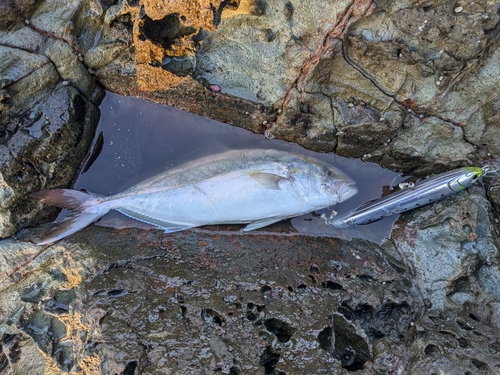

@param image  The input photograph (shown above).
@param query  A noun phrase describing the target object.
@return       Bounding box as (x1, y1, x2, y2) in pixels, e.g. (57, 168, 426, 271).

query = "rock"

(406, 311, 500, 374)
(0, 84, 100, 238)
(474, 96, 500, 157)
(0, 227, 423, 374)
(391, 185, 499, 311)
(0, 46, 58, 124)
(381, 115, 476, 175)
(265, 89, 339, 152)
(44, 39, 95, 97)
(478, 265, 500, 301)
(344, 1, 500, 167)
(486, 176, 500, 214)
(345, 1, 499, 110)
(2, 223, 500, 373)
(75, 0, 500, 173)
(0, 1, 102, 238)
(1, 0, 500, 373)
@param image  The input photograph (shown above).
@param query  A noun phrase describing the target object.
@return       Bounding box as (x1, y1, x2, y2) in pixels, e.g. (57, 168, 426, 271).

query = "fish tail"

(31, 189, 109, 245)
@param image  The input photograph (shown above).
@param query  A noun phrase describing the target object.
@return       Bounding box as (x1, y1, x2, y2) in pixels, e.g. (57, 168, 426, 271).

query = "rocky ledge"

(1, 0, 499, 373)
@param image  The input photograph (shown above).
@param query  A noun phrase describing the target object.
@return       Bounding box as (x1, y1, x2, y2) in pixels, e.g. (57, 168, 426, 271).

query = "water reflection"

(74, 92, 403, 244)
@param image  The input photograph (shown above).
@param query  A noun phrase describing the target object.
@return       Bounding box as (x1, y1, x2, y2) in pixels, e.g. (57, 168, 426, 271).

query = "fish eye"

(324, 167, 335, 177)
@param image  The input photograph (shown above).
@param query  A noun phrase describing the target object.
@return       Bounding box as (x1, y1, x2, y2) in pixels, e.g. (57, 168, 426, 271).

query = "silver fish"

(326, 166, 484, 228)
(32, 149, 357, 245)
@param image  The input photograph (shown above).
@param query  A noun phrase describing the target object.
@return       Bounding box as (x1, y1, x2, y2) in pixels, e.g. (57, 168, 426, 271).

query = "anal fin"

(117, 208, 193, 233)
(243, 217, 284, 231)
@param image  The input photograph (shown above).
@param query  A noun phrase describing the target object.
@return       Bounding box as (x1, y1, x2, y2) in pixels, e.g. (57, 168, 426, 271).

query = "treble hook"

(482, 163, 500, 177)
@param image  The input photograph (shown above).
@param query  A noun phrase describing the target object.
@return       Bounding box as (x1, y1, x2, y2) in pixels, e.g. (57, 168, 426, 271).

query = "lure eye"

(324, 167, 335, 177)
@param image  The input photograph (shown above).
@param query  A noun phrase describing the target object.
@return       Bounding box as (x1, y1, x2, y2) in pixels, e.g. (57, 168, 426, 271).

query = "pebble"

(454, 6, 463, 13)
(264, 130, 275, 140)
(209, 84, 221, 93)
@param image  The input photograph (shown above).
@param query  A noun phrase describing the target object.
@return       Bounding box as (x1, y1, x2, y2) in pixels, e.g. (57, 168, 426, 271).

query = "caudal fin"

(31, 189, 108, 245)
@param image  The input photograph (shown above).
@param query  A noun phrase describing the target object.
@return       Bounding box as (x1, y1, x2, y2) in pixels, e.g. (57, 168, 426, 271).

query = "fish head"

(286, 156, 358, 207)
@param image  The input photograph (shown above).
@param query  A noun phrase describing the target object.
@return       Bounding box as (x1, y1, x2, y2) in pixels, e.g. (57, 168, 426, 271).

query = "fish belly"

(112, 173, 313, 229)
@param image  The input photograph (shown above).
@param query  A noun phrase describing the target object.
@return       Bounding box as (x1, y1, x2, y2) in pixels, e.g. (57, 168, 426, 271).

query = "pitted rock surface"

(1, 0, 500, 373)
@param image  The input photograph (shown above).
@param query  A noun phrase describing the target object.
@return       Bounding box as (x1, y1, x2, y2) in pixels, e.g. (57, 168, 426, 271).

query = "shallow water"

(73, 92, 404, 243)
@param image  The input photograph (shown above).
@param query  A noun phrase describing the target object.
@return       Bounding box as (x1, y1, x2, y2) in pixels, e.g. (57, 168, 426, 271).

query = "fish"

(31, 149, 357, 245)
(326, 166, 484, 228)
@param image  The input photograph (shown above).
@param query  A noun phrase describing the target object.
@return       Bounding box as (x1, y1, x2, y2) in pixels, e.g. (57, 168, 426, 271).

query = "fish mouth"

(336, 181, 358, 202)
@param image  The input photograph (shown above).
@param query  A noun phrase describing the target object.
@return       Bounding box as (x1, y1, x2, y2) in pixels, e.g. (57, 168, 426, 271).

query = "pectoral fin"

(250, 172, 286, 190)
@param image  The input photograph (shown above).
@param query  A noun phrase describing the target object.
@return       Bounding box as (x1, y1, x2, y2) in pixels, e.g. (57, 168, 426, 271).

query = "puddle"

(72, 92, 404, 244)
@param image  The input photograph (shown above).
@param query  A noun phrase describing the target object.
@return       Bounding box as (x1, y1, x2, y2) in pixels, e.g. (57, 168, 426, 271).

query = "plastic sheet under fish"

(73, 92, 405, 244)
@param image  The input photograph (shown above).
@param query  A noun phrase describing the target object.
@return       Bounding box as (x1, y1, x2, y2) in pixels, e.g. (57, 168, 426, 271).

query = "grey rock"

(68, 0, 500, 176)
(345, 1, 499, 111)
(478, 265, 500, 301)
(29, 0, 83, 37)
(44, 38, 95, 97)
(162, 55, 195, 77)
(407, 311, 500, 374)
(0, 0, 102, 238)
(0, 46, 49, 92)
(391, 185, 499, 311)
(196, 0, 349, 105)
(0, 25, 44, 53)
(381, 115, 476, 175)
(1, 0, 500, 373)
(0, 227, 424, 374)
(0, 84, 100, 238)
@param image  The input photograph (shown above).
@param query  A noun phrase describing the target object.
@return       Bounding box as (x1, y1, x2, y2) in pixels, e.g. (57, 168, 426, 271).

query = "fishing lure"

(325, 166, 485, 228)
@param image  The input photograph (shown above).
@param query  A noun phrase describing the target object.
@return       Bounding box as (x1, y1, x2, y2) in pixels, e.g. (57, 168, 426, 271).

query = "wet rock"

(265, 90, 338, 152)
(406, 311, 500, 374)
(472, 96, 500, 157)
(2, 222, 499, 373)
(310, 50, 405, 158)
(23, 0, 494, 175)
(391, 185, 499, 311)
(0, 46, 59, 124)
(0, 227, 423, 374)
(0, 1, 102, 237)
(345, 1, 499, 110)
(478, 265, 500, 301)
(161, 55, 195, 76)
(1, 0, 500, 373)
(44, 39, 94, 97)
(345, 1, 500, 166)
(73, 0, 500, 173)
(0, 83, 100, 238)
(486, 175, 500, 216)
(381, 115, 476, 175)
